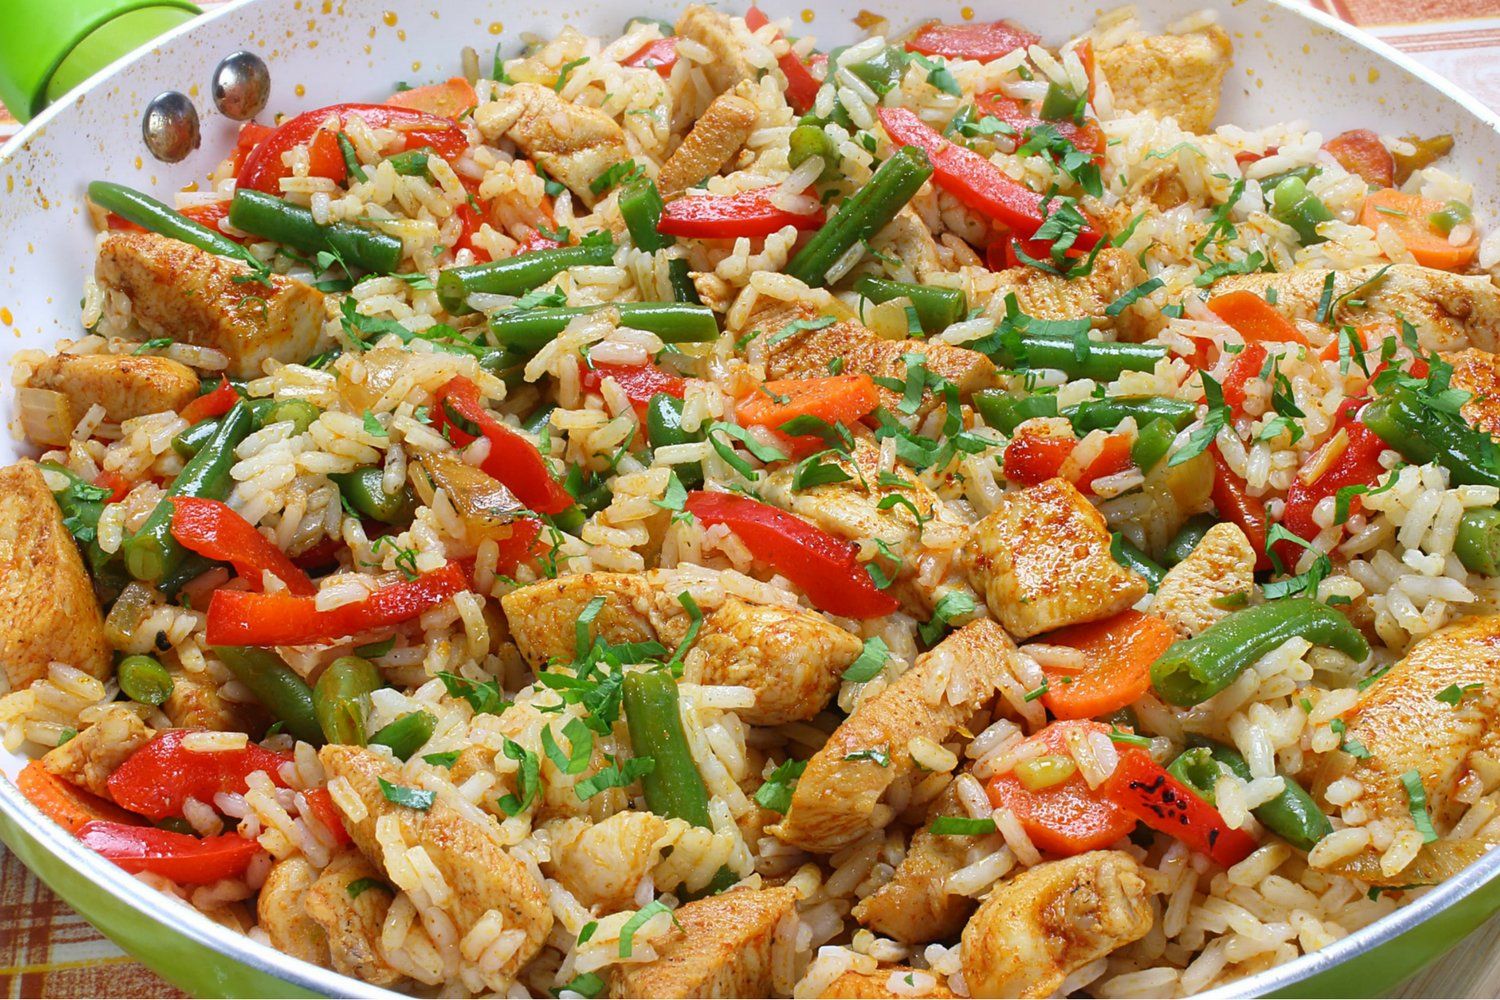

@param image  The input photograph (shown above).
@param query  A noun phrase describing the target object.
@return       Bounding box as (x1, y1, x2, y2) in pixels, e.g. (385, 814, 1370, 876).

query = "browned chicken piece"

(0, 461, 112, 690)
(1316, 615, 1500, 883)
(961, 477, 1148, 640)
(658, 88, 759, 198)
(501, 572, 661, 666)
(1151, 522, 1256, 637)
(1447, 348, 1500, 435)
(257, 856, 331, 967)
(542, 811, 674, 911)
(1097, 28, 1233, 134)
(961, 851, 1158, 998)
(868, 208, 945, 283)
(674, 5, 755, 96)
(772, 620, 1017, 854)
(304, 851, 403, 987)
(608, 885, 798, 999)
(852, 782, 975, 943)
(20, 353, 199, 446)
(475, 83, 629, 206)
(491, 699, 623, 822)
(982, 248, 1159, 342)
(319, 745, 552, 983)
(759, 302, 995, 420)
(819, 969, 958, 998)
(685, 596, 862, 724)
(94, 232, 326, 379)
(40, 705, 153, 799)
(1211, 264, 1500, 355)
(164, 665, 269, 735)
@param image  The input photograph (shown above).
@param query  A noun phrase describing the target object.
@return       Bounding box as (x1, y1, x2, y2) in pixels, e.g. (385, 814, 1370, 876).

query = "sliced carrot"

(1359, 188, 1477, 271)
(1206, 290, 1307, 345)
(1038, 610, 1178, 720)
(1318, 320, 1391, 363)
(16, 760, 141, 835)
(1323, 129, 1395, 188)
(386, 77, 478, 119)
(986, 721, 1137, 855)
(737, 375, 879, 456)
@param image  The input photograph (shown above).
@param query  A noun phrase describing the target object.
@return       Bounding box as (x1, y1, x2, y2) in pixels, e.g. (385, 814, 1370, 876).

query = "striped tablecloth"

(4, 0, 1500, 996)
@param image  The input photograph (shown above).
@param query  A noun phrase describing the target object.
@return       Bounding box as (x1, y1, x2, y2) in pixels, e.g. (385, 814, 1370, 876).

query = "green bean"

(667, 257, 702, 304)
(788, 124, 839, 182)
(157, 816, 196, 835)
(490, 302, 718, 354)
(87, 181, 257, 264)
(1065, 395, 1196, 435)
(853, 276, 968, 334)
(436, 238, 616, 313)
(1362, 387, 1500, 489)
(39, 461, 114, 578)
(1111, 533, 1166, 592)
(523, 403, 558, 437)
(330, 467, 416, 524)
(1040, 80, 1085, 123)
(213, 646, 322, 745)
(386, 148, 431, 176)
(369, 712, 437, 760)
(1257, 164, 1319, 191)
(157, 553, 219, 600)
(1132, 417, 1178, 472)
(1151, 598, 1370, 706)
(624, 670, 713, 826)
(844, 47, 906, 97)
(118, 654, 174, 706)
(1271, 176, 1333, 245)
(123, 401, 255, 583)
(973, 389, 1058, 434)
(787, 145, 933, 288)
(647, 392, 705, 488)
(1429, 199, 1473, 235)
(619, 178, 671, 253)
(314, 655, 382, 746)
(1165, 514, 1219, 566)
(564, 465, 613, 516)
(229, 189, 403, 274)
(987, 336, 1166, 381)
(1168, 742, 1332, 851)
(550, 506, 586, 533)
(1457, 508, 1500, 576)
(171, 418, 221, 459)
(262, 399, 321, 434)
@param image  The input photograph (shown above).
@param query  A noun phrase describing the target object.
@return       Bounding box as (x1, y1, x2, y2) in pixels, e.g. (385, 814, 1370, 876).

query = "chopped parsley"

(842, 636, 890, 682)
(377, 777, 434, 810)
(753, 757, 807, 813)
(1401, 769, 1439, 843)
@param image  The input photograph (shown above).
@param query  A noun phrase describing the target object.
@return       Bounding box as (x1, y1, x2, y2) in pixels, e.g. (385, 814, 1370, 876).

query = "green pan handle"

(0, 0, 200, 123)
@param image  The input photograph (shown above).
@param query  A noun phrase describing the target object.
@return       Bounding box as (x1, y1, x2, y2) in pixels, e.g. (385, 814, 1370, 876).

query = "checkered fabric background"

(4, 0, 1500, 995)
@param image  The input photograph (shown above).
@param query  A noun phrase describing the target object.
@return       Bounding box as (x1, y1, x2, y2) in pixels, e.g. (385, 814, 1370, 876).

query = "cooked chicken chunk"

(40, 705, 153, 798)
(542, 811, 674, 911)
(20, 353, 198, 446)
(773, 620, 1017, 854)
(981, 248, 1158, 341)
(258, 856, 330, 967)
(163, 665, 269, 734)
(608, 886, 798, 999)
(685, 596, 862, 724)
(674, 5, 755, 96)
(1447, 348, 1500, 435)
(475, 83, 629, 206)
(869, 208, 945, 284)
(1316, 615, 1500, 881)
(961, 851, 1158, 998)
(819, 969, 958, 998)
(852, 783, 975, 943)
(1212, 264, 1500, 355)
(0, 461, 112, 690)
(962, 477, 1149, 639)
(318, 745, 552, 984)
(95, 232, 326, 378)
(501, 572, 662, 666)
(659, 88, 759, 198)
(1151, 523, 1256, 637)
(1097, 28, 1233, 134)
(304, 851, 402, 986)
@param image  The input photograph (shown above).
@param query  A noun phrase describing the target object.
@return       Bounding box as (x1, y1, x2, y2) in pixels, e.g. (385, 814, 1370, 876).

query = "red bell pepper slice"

(1003, 426, 1076, 485)
(1104, 748, 1259, 868)
(579, 361, 687, 419)
(877, 107, 1102, 251)
(684, 491, 899, 619)
(1276, 397, 1387, 568)
(170, 497, 316, 596)
(432, 376, 574, 514)
(453, 199, 493, 263)
(229, 121, 276, 177)
(1076, 434, 1133, 492)
(986, 721, 1137, 855)
(205, 560, 468, 647)
(1209, 445, 1271, 571)
(906, 18, 1040, 63)
(237, 103, 468, 194)
(108, 730, 292, 822)
(1220, 342, 1268, 417)
(657, 186, 825, 239)
(78, 820, 262, 885)
(514, 227, 563, 255)
(94, 470, 135, 504)
(494, 517, 547, 574)
(623, 36, 679, 76)
(180, 375, 240, 425)
(302, 787, 352, 846)
(974, 91, 1104, 156)
(743, 7, 822, 113)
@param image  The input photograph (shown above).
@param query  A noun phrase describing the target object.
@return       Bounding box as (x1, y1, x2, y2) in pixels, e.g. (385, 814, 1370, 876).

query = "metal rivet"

(141, 91, 200, 163)
(211, 51, 271, 121)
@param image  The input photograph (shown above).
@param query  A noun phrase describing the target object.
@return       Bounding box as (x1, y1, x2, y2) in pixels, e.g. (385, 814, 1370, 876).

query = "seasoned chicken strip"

(1097, 28, 1233, 134)
(258, 857, 330, 967)
(304, 851, 402, 987)
(674, 5, 755, 96)
(21, 353, 198, 446)
(869, 207, 945, 284)
(164, 664, 269, 735)
(542, 811, 674, 911)
(979, 248, 1157, 341)
(1316, 615, 1500, 881)
(0, 461, 112, 689)
(501, 572, 661, 666)
(961, 851, 1157, 998)
(659, 88, 759, 198)
(474, 83, 629, 206)
(819, 969, 958, 998)
(608, 885, 798, 999)
(318, 745, 552, 984)
(773, 620, 1017, 854)
(1447, 348, 1500, 435)
(94, 232, 326, 378)
(1211, 264, 1500, 355)
(1151, 523, 1256, 637)
(852, 782, 976, 943)
(962, 477, 1149, 639)
(40, 705, 153, 799)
